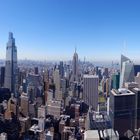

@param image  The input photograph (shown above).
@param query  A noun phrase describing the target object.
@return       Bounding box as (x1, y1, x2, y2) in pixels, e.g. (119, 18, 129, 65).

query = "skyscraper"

(53, 69, 62, 100)
(111, 72, 120, 90)
(109, 88, 136, 136)
(120, 55, 134, 88)
(72, 48, 78, 81)
(4, 32, 18, 94)
(0, 66, 5, 87)
(83, 75, 99, 111)
(59, 61, 64, 78)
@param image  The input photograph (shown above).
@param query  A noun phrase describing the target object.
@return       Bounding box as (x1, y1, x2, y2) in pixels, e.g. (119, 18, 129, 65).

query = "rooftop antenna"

(123, 40, 127, 55)
(75, 45, 77, 53)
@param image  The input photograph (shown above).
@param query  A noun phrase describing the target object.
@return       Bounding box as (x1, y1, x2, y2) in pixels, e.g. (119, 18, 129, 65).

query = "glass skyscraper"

(4, 32, 17, 94)
(120, 55, 134, 88)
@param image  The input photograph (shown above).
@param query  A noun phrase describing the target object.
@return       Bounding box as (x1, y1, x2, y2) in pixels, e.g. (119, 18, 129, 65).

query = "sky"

(0, 0, 140, 62)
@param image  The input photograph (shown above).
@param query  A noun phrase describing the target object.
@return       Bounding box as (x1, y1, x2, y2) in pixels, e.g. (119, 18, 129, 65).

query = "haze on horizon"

(0, 0, 140, 63)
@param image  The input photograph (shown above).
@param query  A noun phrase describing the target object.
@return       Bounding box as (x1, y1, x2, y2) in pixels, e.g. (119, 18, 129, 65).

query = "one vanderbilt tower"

(4, 32, 17, 94)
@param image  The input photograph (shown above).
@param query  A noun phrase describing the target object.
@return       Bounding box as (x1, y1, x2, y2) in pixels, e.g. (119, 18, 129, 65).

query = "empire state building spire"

(4, 32, 17, 94)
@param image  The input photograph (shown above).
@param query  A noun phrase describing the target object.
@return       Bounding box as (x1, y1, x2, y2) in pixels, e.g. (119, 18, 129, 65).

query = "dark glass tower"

(4, 32, 17, 93)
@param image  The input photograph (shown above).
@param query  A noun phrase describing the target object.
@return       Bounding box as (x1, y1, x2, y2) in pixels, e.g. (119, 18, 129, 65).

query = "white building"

(0, 133, 7, 140)
(84, 130, 99, 140)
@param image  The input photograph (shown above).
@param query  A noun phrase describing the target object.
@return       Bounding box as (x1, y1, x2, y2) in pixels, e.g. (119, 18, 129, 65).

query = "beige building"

(20, 93, 29, 116)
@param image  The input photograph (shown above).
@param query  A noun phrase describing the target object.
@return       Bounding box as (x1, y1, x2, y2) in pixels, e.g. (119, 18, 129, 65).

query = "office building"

(38, 117, 45, 131)
(34, 67, 39, 75)
(0, 67, 5, 87)
(20, 93, 29, 117)
(72, 48, 79, 81)
(120, 54, 130, 71)
(109, 88, 135, 136)
(84, 130, 100, 140)
(130, 88, 140, 130)
(47, 100, 62, 119)
(45, 131, 54, 140)
(134, 65, 140, 76)
(4, 32, 18, 93)
(83, 75, 99, 111)
(0, 133, 7, 140)
(120, 60, 135, 88)
(111, 72, 120, 90)
(53, 69, 62, 100)
(38, 105, 46, 118)
(135, 72, 140, 88)
(59, 61, 64, 78)
(120, 55, 135, 88)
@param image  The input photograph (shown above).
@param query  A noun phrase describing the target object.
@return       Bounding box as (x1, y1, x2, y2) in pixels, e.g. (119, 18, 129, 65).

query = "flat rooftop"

(112, 88, 135, 96)
(84, 130, 100, 139)
(83, 75, 99, 78)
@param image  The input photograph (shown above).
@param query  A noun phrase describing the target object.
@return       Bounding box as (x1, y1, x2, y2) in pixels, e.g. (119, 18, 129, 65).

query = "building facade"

(4, 32, 17, 94)
(83, 75, 99, 111)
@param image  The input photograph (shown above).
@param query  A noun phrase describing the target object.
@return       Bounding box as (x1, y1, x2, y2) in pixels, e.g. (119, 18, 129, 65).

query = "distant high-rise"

(120, 54, 130, 71)
(111, 72, 120, 90)
(4, 32, 17, 93)
(120, 55, 134, 88)
(59, 61, 64, 78)
(53, 69, 62, 100)
(72, 48, 78, 81)
(0, 66, 5, 87)
(83, 75, 99, 111)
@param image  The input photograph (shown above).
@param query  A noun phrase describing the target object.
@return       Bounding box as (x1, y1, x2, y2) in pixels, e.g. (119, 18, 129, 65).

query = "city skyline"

(0, 0, 140, 62)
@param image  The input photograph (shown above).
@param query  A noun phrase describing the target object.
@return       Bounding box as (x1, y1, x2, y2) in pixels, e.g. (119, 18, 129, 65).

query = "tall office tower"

(43, 70, 49, 105)
(103, 68, 109, 78)
(120, 54, 130, 71)
(83, 75, 99, 111)
(59, 61, 64, 78)
(111, 72, 120, 89)
(20, 93, 29, 117)
(109, 88, 135, 136)
(120, 60, 135, 88)
(106, 78, 110, 97)
(34, 67, 38, 75)
(4, 32, 17, 93)
(130, 88, 140, 130)
(72, 48, 78, 81)
(95, 66, 99, 75)
(0, 67, 5, 87)
(120, 55, 134, 88)
(53, 69, 62, 100)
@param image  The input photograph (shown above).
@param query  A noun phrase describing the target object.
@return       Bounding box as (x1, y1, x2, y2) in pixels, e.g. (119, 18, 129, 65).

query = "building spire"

(75, 46, 77, 53)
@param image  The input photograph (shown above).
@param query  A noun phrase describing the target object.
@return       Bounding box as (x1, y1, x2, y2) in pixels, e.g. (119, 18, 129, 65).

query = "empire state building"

(72, 48, 79, 81)
(4, 32, 17, 93)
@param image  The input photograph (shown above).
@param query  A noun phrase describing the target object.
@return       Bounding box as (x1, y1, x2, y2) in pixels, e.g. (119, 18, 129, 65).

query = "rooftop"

(83, 74, 99, 78)
(84, 130, 99, 139)
(112, 88, 135, 96)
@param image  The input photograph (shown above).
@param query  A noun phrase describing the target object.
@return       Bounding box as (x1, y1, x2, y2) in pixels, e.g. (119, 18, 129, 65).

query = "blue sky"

(0, 0, 140, 62)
